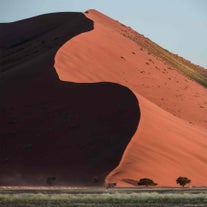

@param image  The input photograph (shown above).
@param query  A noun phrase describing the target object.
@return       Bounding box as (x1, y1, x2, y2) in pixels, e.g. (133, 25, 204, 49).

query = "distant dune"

(1, 9, 207, 187)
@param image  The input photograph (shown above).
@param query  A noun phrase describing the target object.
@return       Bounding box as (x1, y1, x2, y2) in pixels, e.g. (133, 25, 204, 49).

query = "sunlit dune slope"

(0, 12, 140, 185)
(55, 9, 207, 186)
(56, 10, 207, 131)
(107, 94, 207, 186)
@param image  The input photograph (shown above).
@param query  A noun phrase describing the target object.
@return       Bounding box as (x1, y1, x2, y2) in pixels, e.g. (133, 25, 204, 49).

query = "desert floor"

(0, 186, 207, 207)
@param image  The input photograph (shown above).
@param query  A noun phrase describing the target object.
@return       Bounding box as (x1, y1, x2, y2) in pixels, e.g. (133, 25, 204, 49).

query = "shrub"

(92, 176, 99, 183)
(176, 176, 191, 187)
(106, 183, 116, 188)
(137, 178, 157, 187)
(46, 177, 56, 186)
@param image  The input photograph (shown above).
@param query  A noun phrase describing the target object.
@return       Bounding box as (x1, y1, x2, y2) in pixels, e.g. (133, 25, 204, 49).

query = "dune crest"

(1, 9, 207, 187)
(0, 12, 140, 186)
(55, 9, 207, 186)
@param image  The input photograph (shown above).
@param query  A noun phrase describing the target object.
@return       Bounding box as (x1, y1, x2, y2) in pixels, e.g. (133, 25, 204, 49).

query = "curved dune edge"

(1, 12, 142, 186)
(106, 94, 207, 186)
(55, 10, 207, 186)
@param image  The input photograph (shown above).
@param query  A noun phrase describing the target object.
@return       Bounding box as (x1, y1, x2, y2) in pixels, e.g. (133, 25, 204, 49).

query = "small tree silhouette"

(176, 177, 191, 187)
(106, 183, 116, 189)
(137, 178, 157, 187)
(46, 176, 56, 186)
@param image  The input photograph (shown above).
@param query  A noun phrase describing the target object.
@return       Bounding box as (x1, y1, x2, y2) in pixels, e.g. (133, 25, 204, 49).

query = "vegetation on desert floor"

(0, 187, 207, 207)
(176, 176, 191, 187)
(137, 178, 157, 186)
(121, 27, 207, 88)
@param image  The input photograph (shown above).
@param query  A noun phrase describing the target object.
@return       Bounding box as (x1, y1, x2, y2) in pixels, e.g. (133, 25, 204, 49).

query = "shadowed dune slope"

(55, 10, 207, 186)
(0, 13, 140, 185)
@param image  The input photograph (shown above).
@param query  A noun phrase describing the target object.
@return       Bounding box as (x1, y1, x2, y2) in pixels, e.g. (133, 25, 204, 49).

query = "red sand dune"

(55, 10, 207, 186)
(0, 12, 139, 186)
(0, 9, 207, 187)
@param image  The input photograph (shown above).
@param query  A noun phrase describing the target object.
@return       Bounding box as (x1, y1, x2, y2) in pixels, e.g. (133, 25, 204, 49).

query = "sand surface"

(1, 12, 140, 186)
(1, 10, 207, 187)
(55, 10, 207, 186)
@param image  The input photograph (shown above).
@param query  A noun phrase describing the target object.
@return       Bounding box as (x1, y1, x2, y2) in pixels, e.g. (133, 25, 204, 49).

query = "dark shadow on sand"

(0, 12, 140, 186)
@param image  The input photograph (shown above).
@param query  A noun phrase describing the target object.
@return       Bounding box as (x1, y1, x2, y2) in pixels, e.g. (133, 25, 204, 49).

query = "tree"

(137, 178, 157, 187)
(46, 176, 56, 186)
(176, 176, 191, 187)
(106, 183, 116, 189)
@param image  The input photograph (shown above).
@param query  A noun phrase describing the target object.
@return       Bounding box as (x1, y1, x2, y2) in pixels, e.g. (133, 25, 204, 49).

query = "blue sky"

(0, 0, 207, 68)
